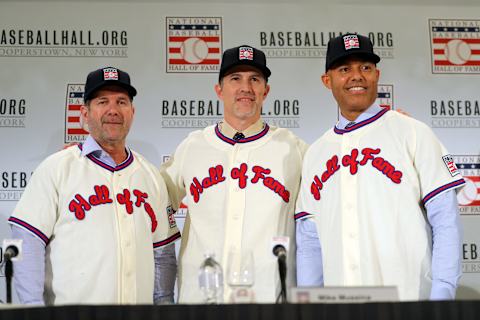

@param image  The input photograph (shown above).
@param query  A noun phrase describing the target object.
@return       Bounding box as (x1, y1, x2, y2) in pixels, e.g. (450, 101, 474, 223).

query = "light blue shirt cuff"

(426, 189, 462, 300)
(296, 218, 323, 287)
(154, 243, 177, 304)
(11, 225, 45, 305)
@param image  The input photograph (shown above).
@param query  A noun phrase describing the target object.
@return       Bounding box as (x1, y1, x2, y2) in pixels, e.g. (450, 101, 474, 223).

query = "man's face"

(215, 65, 270, 125)
(322, 57, 380, 116)
(80, 87, 135, 147)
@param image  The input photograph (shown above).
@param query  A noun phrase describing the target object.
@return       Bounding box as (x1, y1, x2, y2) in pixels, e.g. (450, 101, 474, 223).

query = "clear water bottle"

(198, 253, 224, 304)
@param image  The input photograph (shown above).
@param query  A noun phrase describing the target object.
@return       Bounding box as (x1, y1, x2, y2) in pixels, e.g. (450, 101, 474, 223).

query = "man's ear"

(321, 73, 332, 89)
(214, 83, 223, 100)
(80, 104, 88, 118)
(263, 84, 270, 99)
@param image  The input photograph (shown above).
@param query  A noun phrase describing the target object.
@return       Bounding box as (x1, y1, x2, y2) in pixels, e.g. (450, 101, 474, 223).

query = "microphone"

(273, 244, 287, 261)
(271, 236, 290, 258)
(2, 239, 23, 262)
(3, 245, 19, 261)
(2, 239, 23, 304)
(271, 237, 289, 303)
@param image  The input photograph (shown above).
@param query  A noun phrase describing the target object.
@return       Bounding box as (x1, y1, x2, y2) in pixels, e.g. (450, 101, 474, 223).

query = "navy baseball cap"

(219, 45, 271, 81)
(325, 33, 381, 72)
(83, 67, 137, 102)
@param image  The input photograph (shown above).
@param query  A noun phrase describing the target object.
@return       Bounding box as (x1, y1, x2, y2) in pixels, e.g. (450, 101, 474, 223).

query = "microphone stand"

(4, 246, 19, 304)
(273, 245, 288, 304)
(5, 257, 13, 303)
(277, 254, 287, 303)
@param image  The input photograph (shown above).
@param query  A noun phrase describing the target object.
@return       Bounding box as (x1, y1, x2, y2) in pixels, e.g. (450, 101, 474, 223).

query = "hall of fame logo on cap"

(343, 34, 360, 50)
(429, 19, 480, 74)
(454, 155, 480, 215)
(377, 84, 394, 110)
(64, 84, 88, 143)
(166, 17, 222, 73)
(239, 46, 254, 60)
(103, 68, 118, 80)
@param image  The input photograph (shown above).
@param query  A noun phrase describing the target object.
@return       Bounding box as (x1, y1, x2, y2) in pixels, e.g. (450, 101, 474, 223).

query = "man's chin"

(339, 103, 372, 113)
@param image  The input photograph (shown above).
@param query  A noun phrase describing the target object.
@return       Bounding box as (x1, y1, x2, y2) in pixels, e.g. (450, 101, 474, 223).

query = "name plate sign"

(290, 286, 399, 303)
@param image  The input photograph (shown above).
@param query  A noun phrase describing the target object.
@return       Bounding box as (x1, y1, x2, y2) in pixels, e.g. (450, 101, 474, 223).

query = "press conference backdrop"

(0, 1, 479, 302)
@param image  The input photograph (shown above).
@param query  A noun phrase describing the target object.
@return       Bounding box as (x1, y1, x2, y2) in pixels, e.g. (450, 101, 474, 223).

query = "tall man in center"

(161, 45, 307, 303)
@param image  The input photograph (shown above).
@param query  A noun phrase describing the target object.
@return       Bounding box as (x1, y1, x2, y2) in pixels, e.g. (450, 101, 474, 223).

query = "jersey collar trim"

(78, 144, 134, 172)
(333, 107, 389, 135)
(215, 123, 270, 145)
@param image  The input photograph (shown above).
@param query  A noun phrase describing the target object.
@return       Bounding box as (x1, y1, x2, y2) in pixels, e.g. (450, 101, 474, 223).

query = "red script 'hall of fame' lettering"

(189, 163, 291, 203)
(311, 147, 403, 200)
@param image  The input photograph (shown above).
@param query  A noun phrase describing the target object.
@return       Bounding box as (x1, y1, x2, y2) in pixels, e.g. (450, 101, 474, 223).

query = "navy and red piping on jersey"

(8, 217, 49, 246)
(422, 178, 465, 205)
(153, 231, 181, 248)
(215, 123, 270, 145)
(78, 144, 134, 172)
(294, 211, 312, 220)
(334, 108, 389, 135)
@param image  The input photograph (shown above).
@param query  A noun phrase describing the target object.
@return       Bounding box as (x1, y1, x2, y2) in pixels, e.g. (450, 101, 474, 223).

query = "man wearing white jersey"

(161, 45, 307, 303)
(295, 34, 465, 301)
(9, 67, 180, 305)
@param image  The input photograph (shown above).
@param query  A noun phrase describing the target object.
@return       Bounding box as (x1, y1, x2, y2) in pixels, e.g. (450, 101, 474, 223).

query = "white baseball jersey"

(295, 108, 465, 301)
(9, 145, 180, 305)
(161, 123, 307, 303)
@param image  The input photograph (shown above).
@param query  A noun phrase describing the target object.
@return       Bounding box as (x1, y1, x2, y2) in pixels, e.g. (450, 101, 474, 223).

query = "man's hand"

(62, 142, 79, 150)
(395, 108, 411, 117)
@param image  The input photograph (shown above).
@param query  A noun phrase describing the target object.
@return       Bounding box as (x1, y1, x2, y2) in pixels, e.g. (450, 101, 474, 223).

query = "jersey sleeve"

(151, 169, 181, 249)
(412, 121, 465, 206)
(296, 137, 310, 159)
(294, 148, 316, 222)
(159, 137, 189, 212)
(8, 156, 60, 246)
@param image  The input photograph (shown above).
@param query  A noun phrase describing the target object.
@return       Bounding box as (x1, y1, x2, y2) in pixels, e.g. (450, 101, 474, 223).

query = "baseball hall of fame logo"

(429, 19, 480, 74)
(454, 155, 480, 215)
(166, 17, 222, 73)
(377, 85, 394, 110)
(64, 84, 88, 143)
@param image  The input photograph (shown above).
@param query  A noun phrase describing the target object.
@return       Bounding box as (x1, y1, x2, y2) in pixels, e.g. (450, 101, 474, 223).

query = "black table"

(1, 301, 479, 320)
